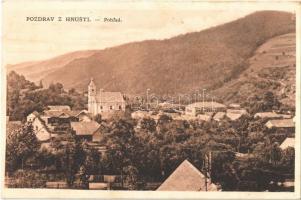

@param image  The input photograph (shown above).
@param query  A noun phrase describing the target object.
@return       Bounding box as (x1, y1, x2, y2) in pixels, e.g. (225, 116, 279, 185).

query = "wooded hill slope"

(8, 11, 295, 96)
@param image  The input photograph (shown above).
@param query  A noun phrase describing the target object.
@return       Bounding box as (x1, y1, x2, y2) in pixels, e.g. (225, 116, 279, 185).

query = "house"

(197, 112, 214, 122)
(265, 119, 295, 129)
(229, 103, 240, 109)
(27, 111, 51, 142)
(254, 112, 291, 119)
(76, 110, 92, 122)
(280, 138, 295, 150)
(88, 78, 126, 116)
(157, 160, 220, 191)
(185, 102, 226, 116)
(213, 112, 226, 121)
(71, 121, 101, 141)
(226, 109, 248, 121)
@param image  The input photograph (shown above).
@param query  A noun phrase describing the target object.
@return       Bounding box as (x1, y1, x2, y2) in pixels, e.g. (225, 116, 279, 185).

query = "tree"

(140, 118, 156, 132)
(280, 147, 294, 174)
(10, 170, 47, 188)
(6, 123, 40, 172)
(58, 131, 85, 187)
(270, 142, 282, 166)
(94, 114, 102, 124)
(78, 165, 89, 189)
(122, 165, 139, 190)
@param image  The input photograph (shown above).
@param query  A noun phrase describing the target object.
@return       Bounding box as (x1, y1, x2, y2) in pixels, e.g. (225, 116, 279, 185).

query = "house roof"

(187, 102, 226, 109)
(265, 119, 295, 128)
(157, 160, 218, 191)
(254, 112, 291, 119)
(97, 92, 125, 103)
(32, 111, 40, 116)
(43, 110, 86, 118)
(229, 103, 240, 108)
(43, 110, 70, 118)
(226, 110, 247, 121)
(213, 112, 226, 121)
(280, 138, 295, 150)
(71, 121, 100, 136)
(47, 105, 71, 111)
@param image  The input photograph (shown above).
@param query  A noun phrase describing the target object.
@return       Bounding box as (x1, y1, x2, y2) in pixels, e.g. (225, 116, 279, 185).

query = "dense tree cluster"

(7, 71, 86, 121)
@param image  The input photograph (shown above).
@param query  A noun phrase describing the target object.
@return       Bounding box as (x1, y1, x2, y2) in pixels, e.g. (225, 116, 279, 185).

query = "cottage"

(226, 109, 248, 121)
(27, 111, 51, 142)
(76, 110, 92, 122)
(254, 112, 291, 119)
(213, 112, 226, 121)
(71, 121, 101, 141)
(88, 78, 126, 116)
(229, 103, 241, 109)
(280, 138, 295, 150)
(157, 160, 220, 191)
(185, 102, 226, 116)
(197, 112, 214, 122)
(265, 119, 295, 129)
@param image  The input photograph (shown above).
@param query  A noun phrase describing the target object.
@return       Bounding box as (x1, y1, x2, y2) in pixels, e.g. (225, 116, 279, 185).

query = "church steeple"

(88, 77, 96, 97)
(88, 77, 97, 115)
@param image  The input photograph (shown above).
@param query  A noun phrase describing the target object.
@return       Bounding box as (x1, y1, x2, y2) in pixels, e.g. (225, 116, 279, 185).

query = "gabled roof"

(47, 105, 71, 111)
(280, 138, 295, 150)
(213, 112, 226, 121)
(31, 111, 40, 116)
(254, 112, 291, 119)
(71, 121, 100, 136)
(157, 160, 219, 191)
(226, 109, 247, 121)
(97, 92, 125, 103)
(265, 119, 295, 128)
(43, 110, 70, 118)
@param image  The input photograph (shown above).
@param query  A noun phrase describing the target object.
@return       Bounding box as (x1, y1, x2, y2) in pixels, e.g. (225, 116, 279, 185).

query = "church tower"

(88, 78, 97, 116)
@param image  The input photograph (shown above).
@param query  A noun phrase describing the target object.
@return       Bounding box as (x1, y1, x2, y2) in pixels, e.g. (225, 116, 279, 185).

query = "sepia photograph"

(1, 0, 300, 199)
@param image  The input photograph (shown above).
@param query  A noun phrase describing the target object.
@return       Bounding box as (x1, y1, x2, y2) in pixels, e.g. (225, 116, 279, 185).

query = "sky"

(2, 1, 297, 65)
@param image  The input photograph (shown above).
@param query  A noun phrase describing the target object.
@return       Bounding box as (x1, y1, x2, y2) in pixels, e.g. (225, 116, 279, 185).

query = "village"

(6, 77, 296, 191)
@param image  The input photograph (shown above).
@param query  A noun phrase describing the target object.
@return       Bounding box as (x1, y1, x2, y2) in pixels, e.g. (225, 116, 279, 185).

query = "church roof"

(157, 160, 219, 191)
(97, 92, 125, 103)
(71, 121, 100, 136)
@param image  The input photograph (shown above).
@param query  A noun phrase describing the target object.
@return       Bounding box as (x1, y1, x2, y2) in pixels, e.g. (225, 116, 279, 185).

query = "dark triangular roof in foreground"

(157, 160, 219, 191)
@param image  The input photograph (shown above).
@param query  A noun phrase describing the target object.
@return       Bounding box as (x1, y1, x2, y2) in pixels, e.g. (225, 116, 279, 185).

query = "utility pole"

(146, 88, 150, 111)
(202, 89, 206, 113)
(211, 96, 213, 112)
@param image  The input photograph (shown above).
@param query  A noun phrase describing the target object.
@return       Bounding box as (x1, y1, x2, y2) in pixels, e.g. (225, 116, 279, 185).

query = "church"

(88, 78, 126, 116)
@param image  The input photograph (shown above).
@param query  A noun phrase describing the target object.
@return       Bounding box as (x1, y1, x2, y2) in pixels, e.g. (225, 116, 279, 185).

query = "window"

(100, 106, 103, 110)
(110, 106, 113, 110)
(119, 105, 122, 110)
(35, 126, 38, 131)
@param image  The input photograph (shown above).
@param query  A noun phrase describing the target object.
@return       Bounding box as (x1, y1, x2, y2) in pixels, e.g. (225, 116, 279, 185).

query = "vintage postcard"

(1, 0, 300, 199)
